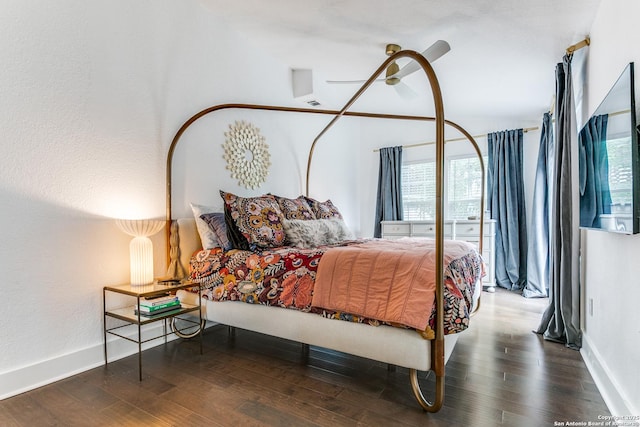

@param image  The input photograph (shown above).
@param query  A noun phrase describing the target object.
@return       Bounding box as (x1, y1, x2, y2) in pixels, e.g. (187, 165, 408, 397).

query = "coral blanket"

(311, 238, 476, 331)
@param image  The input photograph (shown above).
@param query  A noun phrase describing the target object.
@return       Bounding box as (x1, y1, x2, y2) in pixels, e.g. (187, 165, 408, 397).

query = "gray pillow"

(190, 202, 222, 249)
(283, 218, 354, 248)
(200, 212, 232, 251)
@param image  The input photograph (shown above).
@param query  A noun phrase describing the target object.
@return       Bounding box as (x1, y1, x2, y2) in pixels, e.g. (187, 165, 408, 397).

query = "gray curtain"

(523, 112, 553, 298)
(536, 55, 582, 350)
(374, 146, 403, 237)
(579, 114, 610, 228)
(487, 129, 528, 291)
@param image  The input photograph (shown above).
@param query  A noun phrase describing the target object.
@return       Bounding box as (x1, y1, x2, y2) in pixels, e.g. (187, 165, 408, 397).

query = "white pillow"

(282, 218, 355, 248)
(190, 202, 222, 249)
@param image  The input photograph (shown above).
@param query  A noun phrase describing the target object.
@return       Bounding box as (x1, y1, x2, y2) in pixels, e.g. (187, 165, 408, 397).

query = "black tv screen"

(579, 63, 639, 234)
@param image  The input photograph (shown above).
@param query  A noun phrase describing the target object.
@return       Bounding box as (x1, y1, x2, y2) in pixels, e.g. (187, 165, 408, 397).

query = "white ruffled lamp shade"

(116, 219, 165, 286)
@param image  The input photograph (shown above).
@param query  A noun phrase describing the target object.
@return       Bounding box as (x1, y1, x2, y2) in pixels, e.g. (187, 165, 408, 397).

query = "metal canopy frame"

(164, 49, 485, 412)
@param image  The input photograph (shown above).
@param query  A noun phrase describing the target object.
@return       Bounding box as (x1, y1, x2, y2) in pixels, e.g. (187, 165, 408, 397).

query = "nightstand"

(103, 281, 202, 380)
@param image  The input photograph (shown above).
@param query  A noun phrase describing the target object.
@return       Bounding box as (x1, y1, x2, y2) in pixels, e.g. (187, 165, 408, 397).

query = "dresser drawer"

(411, 222, 453, 236)
(381, 222, 411, 235)
(455, 221, 494, 238)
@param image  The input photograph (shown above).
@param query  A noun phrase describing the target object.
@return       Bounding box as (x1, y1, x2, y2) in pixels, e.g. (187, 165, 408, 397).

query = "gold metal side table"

(103, 281, 202, 380)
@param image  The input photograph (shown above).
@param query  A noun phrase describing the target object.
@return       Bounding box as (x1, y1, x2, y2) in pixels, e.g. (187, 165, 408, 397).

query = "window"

(447, 156, 487, 219)
(401, 161, 435, 220)
(606, 136, 633, 207)
(401, 155, 487, 220)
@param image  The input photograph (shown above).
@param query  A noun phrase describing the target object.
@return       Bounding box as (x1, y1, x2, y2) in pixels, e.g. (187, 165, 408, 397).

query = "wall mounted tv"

(579, 62, 639, 234)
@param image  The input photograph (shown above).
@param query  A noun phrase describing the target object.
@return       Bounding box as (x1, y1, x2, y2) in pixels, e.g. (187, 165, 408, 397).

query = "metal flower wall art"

(222, 121, 271, 189)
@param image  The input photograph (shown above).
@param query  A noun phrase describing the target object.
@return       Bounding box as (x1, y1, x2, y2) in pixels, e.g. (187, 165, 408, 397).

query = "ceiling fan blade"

(422, 40, 451, 62)
(393, 40, 451, 80)
(326, 77, 385, 85)
(394, 81, 418, 99)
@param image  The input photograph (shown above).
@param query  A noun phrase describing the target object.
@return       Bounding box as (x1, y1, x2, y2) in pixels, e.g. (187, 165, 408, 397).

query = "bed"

(172, 210, 483, 411)
(164, 50, 486, 412)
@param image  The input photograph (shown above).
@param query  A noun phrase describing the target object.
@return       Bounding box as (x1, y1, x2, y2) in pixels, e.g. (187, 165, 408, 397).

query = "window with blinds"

(607, 136, 633, 207)
(401, 161, 436, 220)
(401, 155, 487, 220)
(447, 156, 487, 219)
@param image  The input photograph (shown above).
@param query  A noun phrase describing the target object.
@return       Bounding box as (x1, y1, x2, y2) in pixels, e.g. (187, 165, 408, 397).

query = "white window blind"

(607, 136, 633, 207)
(401, 161, 435, 220)
(447, 156, 487, 219)
(401, 155, 487, 220)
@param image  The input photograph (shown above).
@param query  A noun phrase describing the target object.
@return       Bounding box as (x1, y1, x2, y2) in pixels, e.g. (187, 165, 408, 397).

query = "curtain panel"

(373, 146, 403, 238)
(487, 129, 528, 291)
(579, 114, 610, 228)
(536, 55, 582, 350)
(523, 112, 553, 298)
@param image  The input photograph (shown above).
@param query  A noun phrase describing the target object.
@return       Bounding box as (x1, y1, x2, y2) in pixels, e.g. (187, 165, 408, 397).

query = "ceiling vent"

(291, 69, 324, 107)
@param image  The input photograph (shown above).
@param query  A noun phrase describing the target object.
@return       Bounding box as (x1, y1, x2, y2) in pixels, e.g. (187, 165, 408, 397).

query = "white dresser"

(380, 219, 496, 288)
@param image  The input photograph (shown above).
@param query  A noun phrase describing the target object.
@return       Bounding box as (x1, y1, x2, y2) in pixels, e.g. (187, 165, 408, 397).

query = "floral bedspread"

(188, 239, 483, 337)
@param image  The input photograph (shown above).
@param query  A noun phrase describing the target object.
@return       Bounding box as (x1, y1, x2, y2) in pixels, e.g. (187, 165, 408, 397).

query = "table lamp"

(116, 219, 165, 286)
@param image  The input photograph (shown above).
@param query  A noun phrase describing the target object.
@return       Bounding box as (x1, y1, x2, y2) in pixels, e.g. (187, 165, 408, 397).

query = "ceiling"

(200, 0, 602, 132)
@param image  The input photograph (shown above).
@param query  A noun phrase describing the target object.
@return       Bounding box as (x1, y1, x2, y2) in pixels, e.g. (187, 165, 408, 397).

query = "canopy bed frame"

(164, 50, 485, 412)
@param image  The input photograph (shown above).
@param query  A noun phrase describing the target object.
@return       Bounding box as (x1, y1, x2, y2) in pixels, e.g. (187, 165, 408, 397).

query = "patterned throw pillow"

(273, 195, 316, 220)
(303, 196, 343, 219)
(223, 204, 251, 250)
(220, 190, 286, 248)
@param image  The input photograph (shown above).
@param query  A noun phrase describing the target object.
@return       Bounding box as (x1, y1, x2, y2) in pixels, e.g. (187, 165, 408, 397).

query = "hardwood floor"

(0, 288, 611, 426)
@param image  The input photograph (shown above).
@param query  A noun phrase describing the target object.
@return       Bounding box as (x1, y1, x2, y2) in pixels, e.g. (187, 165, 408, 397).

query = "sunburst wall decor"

(222, 121, 271, 189)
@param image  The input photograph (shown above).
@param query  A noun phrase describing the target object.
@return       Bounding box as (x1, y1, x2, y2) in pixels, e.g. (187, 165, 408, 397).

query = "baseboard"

(0, 322, 182, 400)
(581, 333, 638, 416)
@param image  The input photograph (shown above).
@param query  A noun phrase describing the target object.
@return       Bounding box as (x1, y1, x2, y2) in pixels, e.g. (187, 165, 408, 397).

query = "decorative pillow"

(199, 212, 233, 251)
(190, 202, 221, 249)
(303, 196, 343, 219)
(220, 190, 286, 248)
(223, 203, 251, 251)
(273, 195, 316, 220)
(283, 218, 355, 248)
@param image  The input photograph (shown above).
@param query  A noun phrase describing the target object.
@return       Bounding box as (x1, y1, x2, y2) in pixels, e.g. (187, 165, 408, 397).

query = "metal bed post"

(304, 50, 447, 412)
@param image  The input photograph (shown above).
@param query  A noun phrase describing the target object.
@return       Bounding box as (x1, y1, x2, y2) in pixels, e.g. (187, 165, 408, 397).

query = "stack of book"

(135, 293, 181, 317)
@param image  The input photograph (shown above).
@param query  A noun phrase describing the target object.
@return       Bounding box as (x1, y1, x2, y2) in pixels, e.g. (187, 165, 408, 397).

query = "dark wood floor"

(0, 288, 611, 426)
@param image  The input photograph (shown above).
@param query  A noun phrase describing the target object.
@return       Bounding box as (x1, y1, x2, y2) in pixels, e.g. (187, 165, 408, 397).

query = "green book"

(139, 294, 179, 308)
(137, 299, 181, 313)
(134, 304, 182, 317)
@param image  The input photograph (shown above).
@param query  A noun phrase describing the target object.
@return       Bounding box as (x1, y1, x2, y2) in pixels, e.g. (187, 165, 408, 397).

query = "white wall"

(0, 0, 357, 398)
(580, 0, 640, 416)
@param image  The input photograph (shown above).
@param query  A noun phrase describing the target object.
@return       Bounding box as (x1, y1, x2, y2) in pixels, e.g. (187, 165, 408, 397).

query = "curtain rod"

(566, 37, 590, 55)
(373, 126, 539, 152)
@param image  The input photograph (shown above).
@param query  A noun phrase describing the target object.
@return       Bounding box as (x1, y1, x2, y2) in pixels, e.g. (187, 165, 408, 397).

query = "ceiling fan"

(326, 40, 451, 98)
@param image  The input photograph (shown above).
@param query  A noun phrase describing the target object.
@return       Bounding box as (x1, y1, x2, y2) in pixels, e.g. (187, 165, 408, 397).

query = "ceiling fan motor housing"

(385, 43, 401, 55)
(385, 44, 402, 85)
(385, 66, 400, 85)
